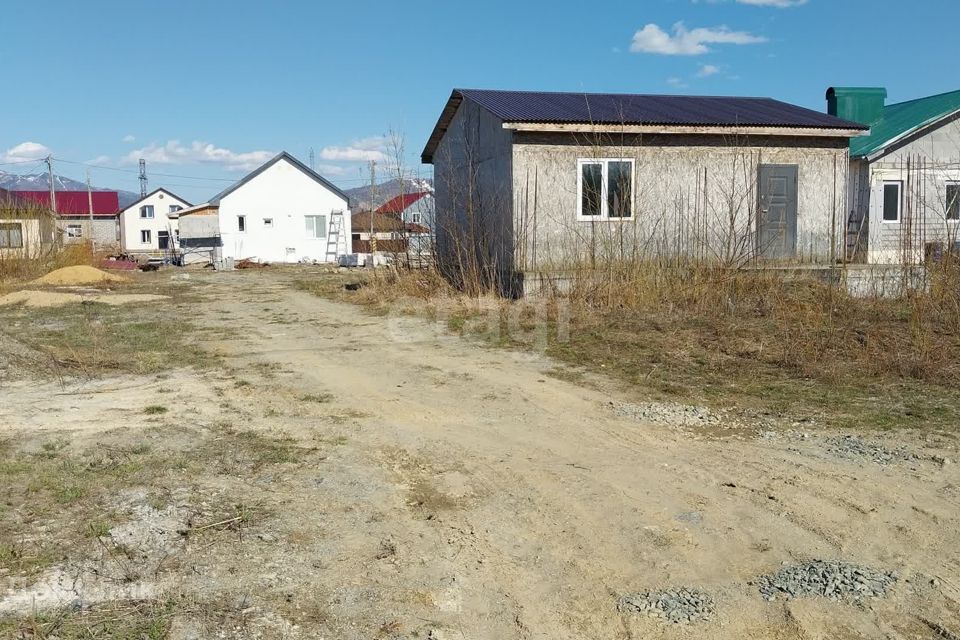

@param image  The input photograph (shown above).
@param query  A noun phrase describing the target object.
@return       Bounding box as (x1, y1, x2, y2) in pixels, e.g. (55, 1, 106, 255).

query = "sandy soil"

(2, 270, 959, 639)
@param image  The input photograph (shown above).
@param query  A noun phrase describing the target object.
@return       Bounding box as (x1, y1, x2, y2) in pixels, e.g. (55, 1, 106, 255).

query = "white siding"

(216, 157, 351, 263)
(119, 190, 191, 253)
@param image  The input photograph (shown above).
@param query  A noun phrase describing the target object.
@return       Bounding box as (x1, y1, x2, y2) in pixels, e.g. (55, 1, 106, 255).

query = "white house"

(178, 152, 351, 264)
(119, 188, 191, 256)
(829, 87, 960, 264)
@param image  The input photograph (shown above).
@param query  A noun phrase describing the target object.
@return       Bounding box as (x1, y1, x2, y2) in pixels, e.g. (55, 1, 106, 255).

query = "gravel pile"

(756, 561, 897, 602)
(611, 401, 720, 428)
(825, 435, 917, 465)
(618, 588, 714, 624)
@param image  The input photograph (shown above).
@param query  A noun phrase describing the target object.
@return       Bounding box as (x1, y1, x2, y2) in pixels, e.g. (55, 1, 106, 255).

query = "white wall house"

(829, 87, 960, 265)
(119, 188, 192, 255)
(179, 152, 351, 264)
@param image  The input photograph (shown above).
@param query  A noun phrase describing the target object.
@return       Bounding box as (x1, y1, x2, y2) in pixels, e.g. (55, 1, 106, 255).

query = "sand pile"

(32, 265, 129, 286)
(0, 290, 168, 308)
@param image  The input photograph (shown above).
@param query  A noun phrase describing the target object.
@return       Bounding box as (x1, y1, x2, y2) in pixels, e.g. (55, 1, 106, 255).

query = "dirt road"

(3, 270, 959, 639)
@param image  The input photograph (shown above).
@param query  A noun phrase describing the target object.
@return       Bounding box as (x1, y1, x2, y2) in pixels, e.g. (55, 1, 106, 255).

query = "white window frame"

(66, 224, 83, 238)
(881, 180, 902, 224)
(263, 217, 274, 228)
(410, 211, 422, 224)
(169, 204, 182, 214)
(237, 215, 246, 233)
(946, 181, 960, 223)
(576, 158, 635, 221)
(140, 229, 152, 244)
(304, 215, 327, 239)
(140, 205, 155, 219)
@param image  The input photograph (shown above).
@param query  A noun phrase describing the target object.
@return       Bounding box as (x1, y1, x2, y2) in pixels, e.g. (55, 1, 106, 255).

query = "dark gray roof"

(209, 151, 350, 206)
(422, 89, 868, 163)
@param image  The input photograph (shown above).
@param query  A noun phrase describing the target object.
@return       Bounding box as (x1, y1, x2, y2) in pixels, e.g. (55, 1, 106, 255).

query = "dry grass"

(0, 277, 226, 380)
(296, 263, 960, 433)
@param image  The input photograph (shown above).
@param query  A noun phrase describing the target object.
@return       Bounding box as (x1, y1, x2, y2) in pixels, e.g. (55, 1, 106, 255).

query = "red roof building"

(12, 191, 120, 217)
(375, 191, 431, 215)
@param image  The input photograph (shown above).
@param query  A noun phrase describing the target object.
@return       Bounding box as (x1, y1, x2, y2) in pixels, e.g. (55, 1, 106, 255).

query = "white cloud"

(630, 22, 766, 55)
(86, 155, 111, 165)
(667, 77, 689, 89)
(316, 164, 347, 176)
(123, 141, 275, 172)
(122, 134, 136, 143)
(2, 141, 51, 164)
(736, 0, 807, 6)
(697, 64, 721, 77)
(319, 136, 390, 163)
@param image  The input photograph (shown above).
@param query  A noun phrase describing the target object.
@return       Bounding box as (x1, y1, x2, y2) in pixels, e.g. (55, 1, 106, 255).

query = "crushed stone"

(0, 289, 167, 308)
(618, 588, 714, 624)
(611, 401, 721, 428)
(825, 435, 918, 465)
(756, 560, 897, 602)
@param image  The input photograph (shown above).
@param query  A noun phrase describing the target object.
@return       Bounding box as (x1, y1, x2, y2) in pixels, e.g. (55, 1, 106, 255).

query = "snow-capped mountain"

(0, 171, 140, 207)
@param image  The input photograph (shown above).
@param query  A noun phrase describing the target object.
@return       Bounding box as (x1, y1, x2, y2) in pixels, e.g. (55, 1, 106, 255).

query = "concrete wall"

(216, 157, 351, 263)
(120, 190, 191, 253)
(59, 217, 119, 250)
(862, 114, 960, 264)
(178, 208, 221, 264)
(511, 133, 849, 273)
(432, 98, 514, 288)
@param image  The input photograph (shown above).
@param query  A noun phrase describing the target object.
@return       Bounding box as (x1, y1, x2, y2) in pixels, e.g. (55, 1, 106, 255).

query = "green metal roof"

(851, 89, 960, 158)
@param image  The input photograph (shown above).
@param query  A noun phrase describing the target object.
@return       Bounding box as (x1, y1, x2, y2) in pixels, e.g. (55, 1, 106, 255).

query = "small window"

(946, 183, 960, 221)
(263, 218, 274, 228)
(169, 205, 182, 214)
(578, 159, 634, 219)
(0, 222, 24, 248)
(237, 215, 246, 232)
(67, 224, 83, 238)
(140, 205, 155, 219)
(305, 215, 327, 239)
(882, 181, 901, 222)
(141, 229, 152, 244)
(410, 211, 422, 224)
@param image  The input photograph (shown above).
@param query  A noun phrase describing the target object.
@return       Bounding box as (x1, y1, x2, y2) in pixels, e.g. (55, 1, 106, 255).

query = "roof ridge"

(457, 87, 775, 101)
(884, 88, 960, 110)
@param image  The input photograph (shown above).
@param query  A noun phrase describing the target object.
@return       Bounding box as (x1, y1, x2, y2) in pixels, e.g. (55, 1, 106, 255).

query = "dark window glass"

(883, 182, 900, 222)
(581, 163, 602, 217)
(947, 183, 960, 221)
(238, 216, 246, 232)
(608, 161, 632, 218)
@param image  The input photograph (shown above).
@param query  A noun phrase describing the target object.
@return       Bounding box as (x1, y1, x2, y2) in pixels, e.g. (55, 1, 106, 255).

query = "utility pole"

(368, 160, 377, 266)
(45, 155, 57, 214)
(86, 169, 96, 254)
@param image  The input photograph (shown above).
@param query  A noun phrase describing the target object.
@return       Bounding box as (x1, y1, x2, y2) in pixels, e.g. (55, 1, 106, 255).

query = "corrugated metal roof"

(849, 89, 960, 158)
(422, 89, 867, 163)
(13, 190, 119, 216)
(459, 89, 866, 129)
(375, 191, 430, 215)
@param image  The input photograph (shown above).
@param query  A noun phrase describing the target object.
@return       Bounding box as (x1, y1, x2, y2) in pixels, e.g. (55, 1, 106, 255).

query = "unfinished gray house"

(422, 89, 867, 293)
(832, 87, 960, 265)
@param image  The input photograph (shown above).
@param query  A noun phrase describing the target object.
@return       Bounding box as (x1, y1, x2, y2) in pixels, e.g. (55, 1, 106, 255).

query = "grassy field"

(295, 267, 960, 435)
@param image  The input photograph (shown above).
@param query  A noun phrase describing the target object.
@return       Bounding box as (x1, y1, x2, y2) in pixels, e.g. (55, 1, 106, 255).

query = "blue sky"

(1, 0, 956, 202)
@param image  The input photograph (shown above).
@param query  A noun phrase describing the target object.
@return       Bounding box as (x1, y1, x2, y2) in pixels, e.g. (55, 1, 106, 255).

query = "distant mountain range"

(344, 177, 433, 211)
(0, 171, 141, 208)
